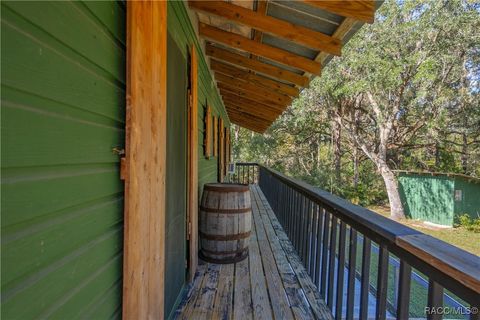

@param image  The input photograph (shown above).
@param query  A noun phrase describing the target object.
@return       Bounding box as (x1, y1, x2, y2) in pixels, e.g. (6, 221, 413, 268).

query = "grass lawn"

(368, 205, 480, 256)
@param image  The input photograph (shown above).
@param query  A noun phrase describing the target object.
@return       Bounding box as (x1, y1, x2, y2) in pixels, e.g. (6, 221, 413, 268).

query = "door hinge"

(120, 157, 127, 180)
(113, 147, 126, 181)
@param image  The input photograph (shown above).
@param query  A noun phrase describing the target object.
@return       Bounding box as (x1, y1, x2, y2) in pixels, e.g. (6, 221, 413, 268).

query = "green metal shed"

(397, 171, 480, 226)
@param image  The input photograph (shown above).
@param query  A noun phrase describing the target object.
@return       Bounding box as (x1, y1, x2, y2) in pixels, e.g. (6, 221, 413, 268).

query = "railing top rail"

(235, 162, 259, 166)
(257, 164, 480, 297)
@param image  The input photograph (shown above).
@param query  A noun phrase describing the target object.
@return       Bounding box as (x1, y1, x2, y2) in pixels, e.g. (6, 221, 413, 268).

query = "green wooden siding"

(165, 2, 230, 318)
(1, 1, 125, 319)
(167, 0, 230, 196)
(165, 33, 188, 319)
(399, 173, 480, 226)
(398, 174, 455, 226)
(453, 178, 480, 220)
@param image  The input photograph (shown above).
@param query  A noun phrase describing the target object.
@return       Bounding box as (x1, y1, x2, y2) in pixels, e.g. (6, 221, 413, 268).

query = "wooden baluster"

(305, 200, 313, 274)
(308, 203, 317, 277)
(427, 280, 443, 320)
(299, 197, 305, 261)
(396, 261, 411, 320)
(346, 228, 357, 320)
(360, 236, 371, 320)
(327, 216, 338, 309)
(314, 205, 324, 287)
(376, 245, 389, 320)
(335, 221, 347, 319)
(320, 211, 330, 298)
(295, 193, 301, 250)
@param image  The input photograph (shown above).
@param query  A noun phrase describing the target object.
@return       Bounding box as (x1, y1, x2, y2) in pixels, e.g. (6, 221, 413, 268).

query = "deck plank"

(176, 262, 208, 320)
(251, 187, 295, 320)
(251, 186, 315, 320)
(175, 185, 332, 320)
(190, 263, 221, 320)
(249, 207, 275, 319)
(212, 264, 234, 320)
(233, 257, 253, 319)
(257, 187, 333, 320)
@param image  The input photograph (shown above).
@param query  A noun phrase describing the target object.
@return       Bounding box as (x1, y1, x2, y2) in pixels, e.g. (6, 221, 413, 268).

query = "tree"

(309, 0, 480, 219)
(234, 0, 480, 219)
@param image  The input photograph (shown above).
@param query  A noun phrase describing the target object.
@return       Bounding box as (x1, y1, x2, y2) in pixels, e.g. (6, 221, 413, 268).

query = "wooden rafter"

(300, 0, 375, 24)
(199, 23, 322, 75)
(190, 1, 341, 55)
(219, 85, 289, 108)
(206, 44, 309, 87)
(252, 0, 268, 54)
(221, 92, 285, 113)
(227, 115, 268, 133)
(224, 102, 278, 122)
(216, 74, 291, 105)
(225, 106, 272, 127)
(211, 60, 299, 97)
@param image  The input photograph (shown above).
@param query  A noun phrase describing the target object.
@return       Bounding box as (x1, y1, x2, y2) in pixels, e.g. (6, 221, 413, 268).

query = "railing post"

(346, 228, 358, 320)
(360, 237, 371, 320)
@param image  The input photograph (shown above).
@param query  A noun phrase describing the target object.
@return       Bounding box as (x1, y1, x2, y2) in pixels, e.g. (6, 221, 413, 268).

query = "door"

(165, 33, 188, 318)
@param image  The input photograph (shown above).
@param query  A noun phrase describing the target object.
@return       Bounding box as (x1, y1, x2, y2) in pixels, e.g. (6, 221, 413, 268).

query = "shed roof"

(396, 170, 480, 184)
(189, 0, 383, 133)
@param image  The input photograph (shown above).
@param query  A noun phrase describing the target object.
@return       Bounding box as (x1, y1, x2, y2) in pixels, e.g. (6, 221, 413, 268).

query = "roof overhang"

(189, 0, 382, 133)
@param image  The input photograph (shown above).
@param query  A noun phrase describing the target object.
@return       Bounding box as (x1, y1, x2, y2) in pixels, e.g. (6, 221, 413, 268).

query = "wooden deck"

(174, 185, 333, 320)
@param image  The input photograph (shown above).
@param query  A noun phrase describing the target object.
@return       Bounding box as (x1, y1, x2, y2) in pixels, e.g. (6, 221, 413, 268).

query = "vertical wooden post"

(123, 2, 167, 319)
(188, 46, 199, 282)
(218, 118, 225, 182)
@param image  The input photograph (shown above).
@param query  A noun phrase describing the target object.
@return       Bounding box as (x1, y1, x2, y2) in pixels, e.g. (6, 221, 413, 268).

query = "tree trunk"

(378, 163, 405, 220)
(461, 132, 468, 174)
(332, 117, 342, 182)
(353, 148, 359, 189)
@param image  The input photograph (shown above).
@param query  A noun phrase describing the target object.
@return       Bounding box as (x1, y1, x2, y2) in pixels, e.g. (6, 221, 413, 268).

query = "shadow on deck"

(174, 185, 333, 319)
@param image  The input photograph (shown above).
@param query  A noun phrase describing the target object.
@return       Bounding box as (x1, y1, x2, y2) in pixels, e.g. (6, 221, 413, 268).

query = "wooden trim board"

(187, 46, 199, 282)
(123, 2, 167, 319)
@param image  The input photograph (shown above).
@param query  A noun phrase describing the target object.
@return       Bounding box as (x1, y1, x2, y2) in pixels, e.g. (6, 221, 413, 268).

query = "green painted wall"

(453, 178, 480, 220)
(399, 173, 480, 226)
(2, 1, 230, 318)
(165, 33, 188, 319)
(167, 0, 230, 196)
(398, 174, 455, 226)
(166, 2, 230, 318)
(1, 1, 125, 319)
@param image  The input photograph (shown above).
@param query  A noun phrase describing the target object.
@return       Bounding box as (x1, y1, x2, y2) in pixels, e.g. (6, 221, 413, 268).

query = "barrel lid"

(204, 183, 249, 192)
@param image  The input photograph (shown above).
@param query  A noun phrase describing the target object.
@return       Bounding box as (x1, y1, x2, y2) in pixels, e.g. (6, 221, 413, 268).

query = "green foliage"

(455, 214, 480, 233)
(233, 0, 480, 207)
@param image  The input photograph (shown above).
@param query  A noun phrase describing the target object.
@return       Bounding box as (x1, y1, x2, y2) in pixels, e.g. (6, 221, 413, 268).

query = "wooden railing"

(232, 162, 259, 184)
(238, 163, 480, 320)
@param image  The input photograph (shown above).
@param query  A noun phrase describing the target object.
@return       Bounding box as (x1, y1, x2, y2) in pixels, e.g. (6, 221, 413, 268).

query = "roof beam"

(223, 101, 278, 122)
(227, 114, 268, 133)
(218, 83, 289, 107)
(220, 92, 285, 116)
(300, 1, 375, 24)
(211, 60, 299, 97)
(221, 92, 285, 114)
(199, 23, 322, 75)
(215, 74, 292, 105)
(226, 107, 271, 125)
(190, 1, 341, 55)
(206, 44, 309, 87)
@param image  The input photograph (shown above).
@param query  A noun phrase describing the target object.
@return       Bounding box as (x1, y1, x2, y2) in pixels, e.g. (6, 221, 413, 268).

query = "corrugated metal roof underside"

(191, 0, 383, 133)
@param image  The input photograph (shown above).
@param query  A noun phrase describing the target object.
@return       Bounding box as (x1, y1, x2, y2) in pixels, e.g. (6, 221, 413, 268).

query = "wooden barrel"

(199, 183, 252, 263)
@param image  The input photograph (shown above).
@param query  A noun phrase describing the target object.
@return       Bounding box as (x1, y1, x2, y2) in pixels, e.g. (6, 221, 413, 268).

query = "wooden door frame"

(187, 46, 199, 282)
(123, 2, 167, 319)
